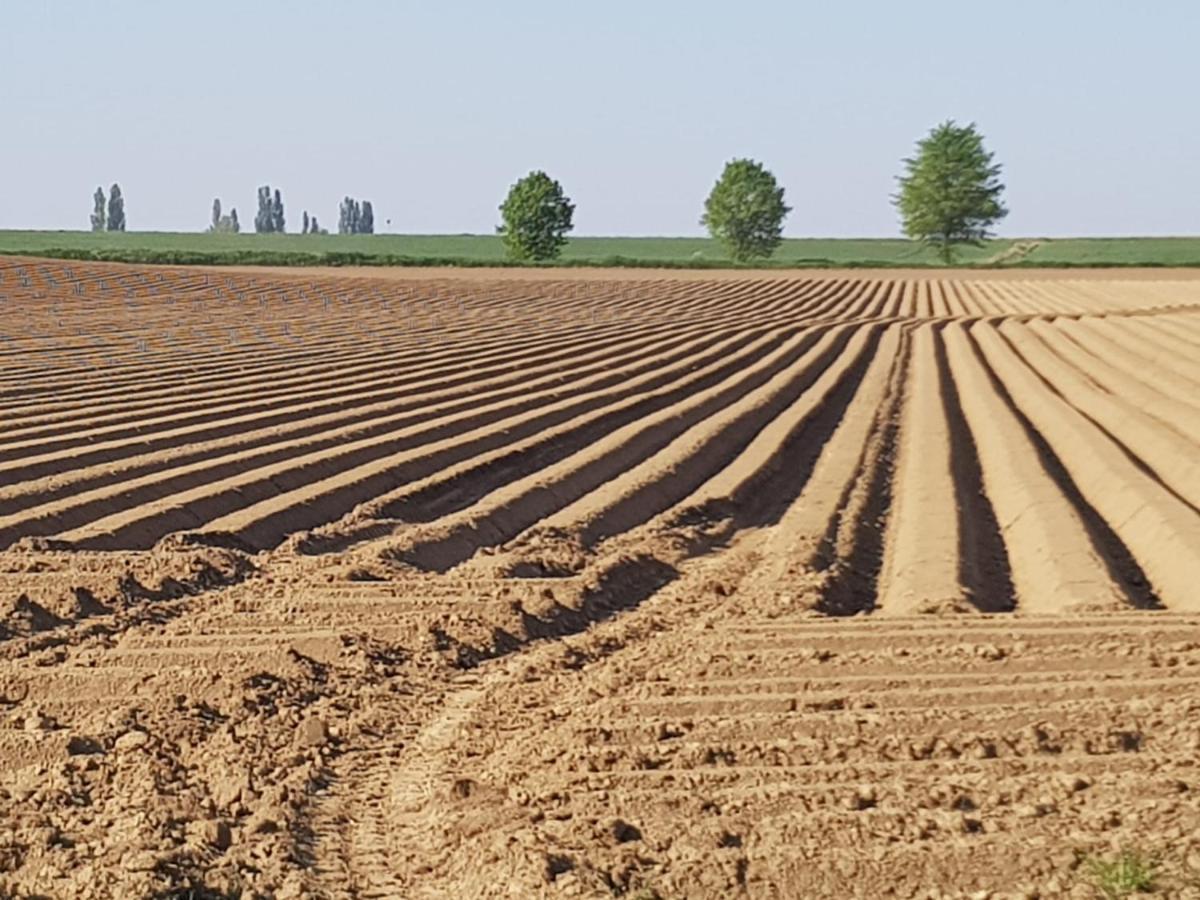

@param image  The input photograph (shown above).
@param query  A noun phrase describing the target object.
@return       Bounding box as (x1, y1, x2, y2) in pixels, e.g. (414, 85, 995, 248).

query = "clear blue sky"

(2, 1, 1196, 237)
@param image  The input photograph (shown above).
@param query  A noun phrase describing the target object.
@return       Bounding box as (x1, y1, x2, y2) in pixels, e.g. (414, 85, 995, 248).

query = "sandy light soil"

(1, 257, 1199, 899)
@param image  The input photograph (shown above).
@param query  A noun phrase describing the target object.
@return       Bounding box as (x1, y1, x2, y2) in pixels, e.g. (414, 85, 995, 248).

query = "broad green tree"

(497, 171, 574, 261)
(701, 159, 790, 262)
(107, 183, 126, 231)
(894, 120, 1007, 262)
(91, 187, 106, 232)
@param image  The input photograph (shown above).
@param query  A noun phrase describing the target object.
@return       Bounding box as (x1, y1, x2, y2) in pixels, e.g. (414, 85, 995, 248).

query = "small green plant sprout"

(1085, 849, 1159, 898)
(497, 170, 575, 261)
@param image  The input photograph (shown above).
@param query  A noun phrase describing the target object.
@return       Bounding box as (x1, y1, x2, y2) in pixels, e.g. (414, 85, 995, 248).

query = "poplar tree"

(107, 184, 126, 231)
(91, 187, 106, 232)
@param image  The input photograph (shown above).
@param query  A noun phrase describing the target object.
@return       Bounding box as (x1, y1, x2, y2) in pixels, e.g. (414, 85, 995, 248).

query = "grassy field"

(1, 230, 1198, 268)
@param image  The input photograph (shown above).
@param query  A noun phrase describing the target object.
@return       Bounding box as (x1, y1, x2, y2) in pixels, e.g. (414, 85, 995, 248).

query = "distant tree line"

(338, 197, 374, 235)
(301, 210, 328, 234)
(90, 121, 1007, 264)
(90, 184, 125, 232)
(495, 120, 1006, 263)
(255, 186, 286, 233)
(209, 198, 240, 234)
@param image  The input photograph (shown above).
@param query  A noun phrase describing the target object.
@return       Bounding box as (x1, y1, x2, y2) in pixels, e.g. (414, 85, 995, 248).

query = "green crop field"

(1, 230, 1198, 268)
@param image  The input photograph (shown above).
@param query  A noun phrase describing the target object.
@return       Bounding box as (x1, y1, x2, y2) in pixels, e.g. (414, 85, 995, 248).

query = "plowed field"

(1, 258, 1198, 899)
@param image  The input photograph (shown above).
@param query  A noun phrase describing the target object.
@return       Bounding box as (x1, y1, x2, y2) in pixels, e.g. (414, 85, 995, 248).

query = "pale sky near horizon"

(2, 1, 1196, 237)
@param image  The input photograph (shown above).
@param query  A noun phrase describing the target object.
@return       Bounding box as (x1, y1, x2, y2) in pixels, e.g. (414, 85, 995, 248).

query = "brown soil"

(1, 257, 1199, 898)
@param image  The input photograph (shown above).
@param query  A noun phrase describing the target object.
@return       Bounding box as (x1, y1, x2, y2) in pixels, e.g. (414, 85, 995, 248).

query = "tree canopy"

(497, 171, 575, 261)
(107, 184, 125, 232)
(894, 120, 1008, 261)
(91, 187, 106, 232)
(701, 159, 790, 262)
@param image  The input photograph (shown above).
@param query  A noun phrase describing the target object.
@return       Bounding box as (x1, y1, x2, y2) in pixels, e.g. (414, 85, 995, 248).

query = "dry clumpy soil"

(0, 257, 1199, 898)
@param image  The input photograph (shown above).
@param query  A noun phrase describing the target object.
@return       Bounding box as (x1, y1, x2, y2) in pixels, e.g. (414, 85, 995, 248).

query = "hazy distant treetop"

(497, 171, 575, 261)
(338, 197, 375, 234)
(893, 120, 1008, 262)
(701, 159, 790, 262)
(272, 189, 285, 233)
(91, 187, 106, 232)
(255, 186, 272, 234)
(107, 183, 126, 232)
(209, 197, 240, 234)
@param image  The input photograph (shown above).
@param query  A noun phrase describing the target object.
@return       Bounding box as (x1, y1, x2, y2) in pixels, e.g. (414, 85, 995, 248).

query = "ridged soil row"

(730, 323, 905, 612)
(540, 321, 907, 607)
(19, 320, 820, 551)
(194, 326, 833, 553)
(0, 294, 715, 442)
(309, 329, 842, 552)
(370, 325, 855, 572)
(969, 322, 1200, 610)
(1006, 320, 1200, 505)
(0, 278, 659, 425)
(0, 276, 830, 435)
(51, 296, 864, 556)
(0, 322, 786, 532)
(0, 278, 873, 549)
(1085, 316, 1200, 389)
(876, 324, 974, 614)
(942, 324, 1130, 613)
(1046, 318, 1200, 425)
(1129, 316, 1200, 366)
(508, 324, 877, 554)
(0, 285, 820, 491)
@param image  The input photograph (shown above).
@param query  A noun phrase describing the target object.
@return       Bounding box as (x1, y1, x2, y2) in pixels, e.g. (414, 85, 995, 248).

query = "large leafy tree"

(701, 159, 790, 262)
(894, 121, 1008, 262)
(498, 171, 574, 261)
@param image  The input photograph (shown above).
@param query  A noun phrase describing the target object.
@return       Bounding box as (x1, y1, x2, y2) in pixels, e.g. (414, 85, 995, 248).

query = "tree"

(701, 159, 790, 262)
(107, 183, 126, 231)
(208, 198, 239, 234)
(91, 187, 106, 232)
(272, 189, 285, 233)
(311, 216, 321, 234)
(360, 201, 374, 235)
(255, 186, 273, 233)
(338, 196, 357, 234)
(302, 210, 310, 235)
(497, 171, 574, 261)
(894, 120, 1008, 262)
